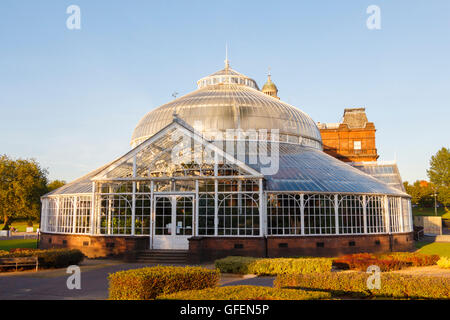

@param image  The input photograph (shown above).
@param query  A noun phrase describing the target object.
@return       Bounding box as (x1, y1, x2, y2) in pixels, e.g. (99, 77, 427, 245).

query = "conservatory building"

(40, 62, 414, 260)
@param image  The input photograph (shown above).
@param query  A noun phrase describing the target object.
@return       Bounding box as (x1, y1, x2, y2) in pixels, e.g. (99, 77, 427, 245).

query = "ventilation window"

(62, 240, 67, 245)
(316, 242, 324, 248)
(234, 244, 244, 249)
(278, 243, 288, 248)
(83, 241, 89, 246)
(349, 241, 355, 247)
(375, 240, 381, 246)
(48, 238, 52, 244)
(106, 242, 115, 248)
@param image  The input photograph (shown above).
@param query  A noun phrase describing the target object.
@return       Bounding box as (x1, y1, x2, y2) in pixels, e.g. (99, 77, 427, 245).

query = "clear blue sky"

(0, 1, 449, 183)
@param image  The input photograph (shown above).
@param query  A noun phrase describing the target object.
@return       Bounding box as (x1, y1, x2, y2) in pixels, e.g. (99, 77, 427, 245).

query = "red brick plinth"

(39, 233, 148, 259)
(188, 232, 414, 263)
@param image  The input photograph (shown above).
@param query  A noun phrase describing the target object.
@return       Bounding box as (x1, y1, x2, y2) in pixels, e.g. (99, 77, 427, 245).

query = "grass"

(0, 221, 39, 232)
(0, 239, 38, 251)
(412, 206, 450, 219)
(415, 241, 450, 258)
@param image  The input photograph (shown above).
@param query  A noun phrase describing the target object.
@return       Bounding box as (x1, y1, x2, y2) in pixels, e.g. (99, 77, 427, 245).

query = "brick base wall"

(39, 233, 149, 260)
(40, 232, 414, 262)
(188, 237, 267, 264)
(188, 233, 414, 263)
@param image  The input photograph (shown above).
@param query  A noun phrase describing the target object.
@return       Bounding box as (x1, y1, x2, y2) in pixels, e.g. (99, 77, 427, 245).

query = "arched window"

(267, 194, 302, 235)
(366, 196, 385, 233)
(99, 195, 132, 235)
(218, 193, 259, 236)
(304, 195, 335, 235)
(198, 194, 215, 235)
(338, 195, 364, 234)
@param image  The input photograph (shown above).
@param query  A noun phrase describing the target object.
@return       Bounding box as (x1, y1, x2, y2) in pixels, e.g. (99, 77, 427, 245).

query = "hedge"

(157, 285, 331, 300)
(0, 248, 84, 269)
(275, 272, 450, 299)
(437, 257, 450, 269)
(214, 256, 258, 274)
(215, 256, 332, 275)
(332, 252, 439, 272)
(108, 266, 220, 300)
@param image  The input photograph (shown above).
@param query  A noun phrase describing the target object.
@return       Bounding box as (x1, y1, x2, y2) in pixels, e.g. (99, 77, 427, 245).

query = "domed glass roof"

(131, 66, 322, 149)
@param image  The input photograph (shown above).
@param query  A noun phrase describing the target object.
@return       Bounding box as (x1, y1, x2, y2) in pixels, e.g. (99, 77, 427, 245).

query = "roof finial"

(224, 43, 230, 70)
(268, 67, 271, 81)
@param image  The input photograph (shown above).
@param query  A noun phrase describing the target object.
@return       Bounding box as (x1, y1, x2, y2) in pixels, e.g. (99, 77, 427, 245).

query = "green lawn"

(415, 241, 450, 258)
(0, 239, 38, 251)
(0, 221, 39, 232)
(412, 206, 450, 219)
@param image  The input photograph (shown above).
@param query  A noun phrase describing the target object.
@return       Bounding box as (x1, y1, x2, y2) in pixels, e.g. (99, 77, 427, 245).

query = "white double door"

(152, 194, 194, 250)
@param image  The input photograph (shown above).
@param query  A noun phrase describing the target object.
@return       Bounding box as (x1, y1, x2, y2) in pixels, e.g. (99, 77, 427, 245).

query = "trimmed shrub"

(386, 252, 440, 267)
(275, 272, 450, 299)
(108, 266, 220, 300)
(437, 257, 450, 269)
(248, 258, 332, 276)
(35, 249, 84, 268)
(333, 252, 439, 271)
(215, 256, 332, 275)
(157, 285, 331, 300)
(215, 256, 258, 274)
(0, 249, 84, 269)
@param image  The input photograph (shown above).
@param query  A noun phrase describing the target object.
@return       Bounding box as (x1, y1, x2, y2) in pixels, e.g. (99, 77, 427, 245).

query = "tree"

(427, 147, 450, 208)
(0, 155, 48, 229)
(404, 180, 435, 207)
(47, 180, 66, 192)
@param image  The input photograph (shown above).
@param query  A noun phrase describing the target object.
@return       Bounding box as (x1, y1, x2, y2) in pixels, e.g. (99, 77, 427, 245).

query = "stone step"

(135, 250, 189, 264)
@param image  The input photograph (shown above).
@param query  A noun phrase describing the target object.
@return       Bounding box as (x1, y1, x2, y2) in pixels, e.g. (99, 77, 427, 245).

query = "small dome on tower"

(262, 72, 279, 99)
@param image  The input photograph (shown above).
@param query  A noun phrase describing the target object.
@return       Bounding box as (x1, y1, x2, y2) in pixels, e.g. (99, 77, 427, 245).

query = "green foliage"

(0, 155, 48, 226)
(157, 285, 331, 300)
(412, 206, 447, 217)
(404, 180, 436, 207)
(427, 147, 450, 207)
(46, 180, 66, 193)
(214, 256, 258, 274)
(0, 239, 37, 251)
(108, 266, 220, 300)
(275, 272, 450, 299)
(415, 241, 450, 258)
(0, 248, 84, 269)
(215, 256, 332, 275)
(333, 252, 439, 272)
(437, 256, 450, 269)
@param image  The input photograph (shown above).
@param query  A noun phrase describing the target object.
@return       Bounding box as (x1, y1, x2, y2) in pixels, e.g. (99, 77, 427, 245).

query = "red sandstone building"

(318, 108, 379, 163)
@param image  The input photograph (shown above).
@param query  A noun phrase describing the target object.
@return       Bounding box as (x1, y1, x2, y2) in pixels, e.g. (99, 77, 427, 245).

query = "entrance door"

(153, 195, 194, 250)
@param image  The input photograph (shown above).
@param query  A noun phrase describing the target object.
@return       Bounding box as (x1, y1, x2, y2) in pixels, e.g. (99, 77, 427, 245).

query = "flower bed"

(156, 285, 331, 300)
(275, 272, 450, 299)
(108, 266, 220, 300)
(332, 252, 439, 271)
(215, 256, 332, 275)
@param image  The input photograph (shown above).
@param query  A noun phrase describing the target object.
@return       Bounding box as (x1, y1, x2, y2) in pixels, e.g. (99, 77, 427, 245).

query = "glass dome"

(131, 66, 322, 149)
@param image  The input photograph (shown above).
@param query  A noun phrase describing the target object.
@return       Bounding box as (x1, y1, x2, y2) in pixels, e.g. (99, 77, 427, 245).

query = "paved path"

(0, 260, 274, 300)
(0, 260, 151, 300)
